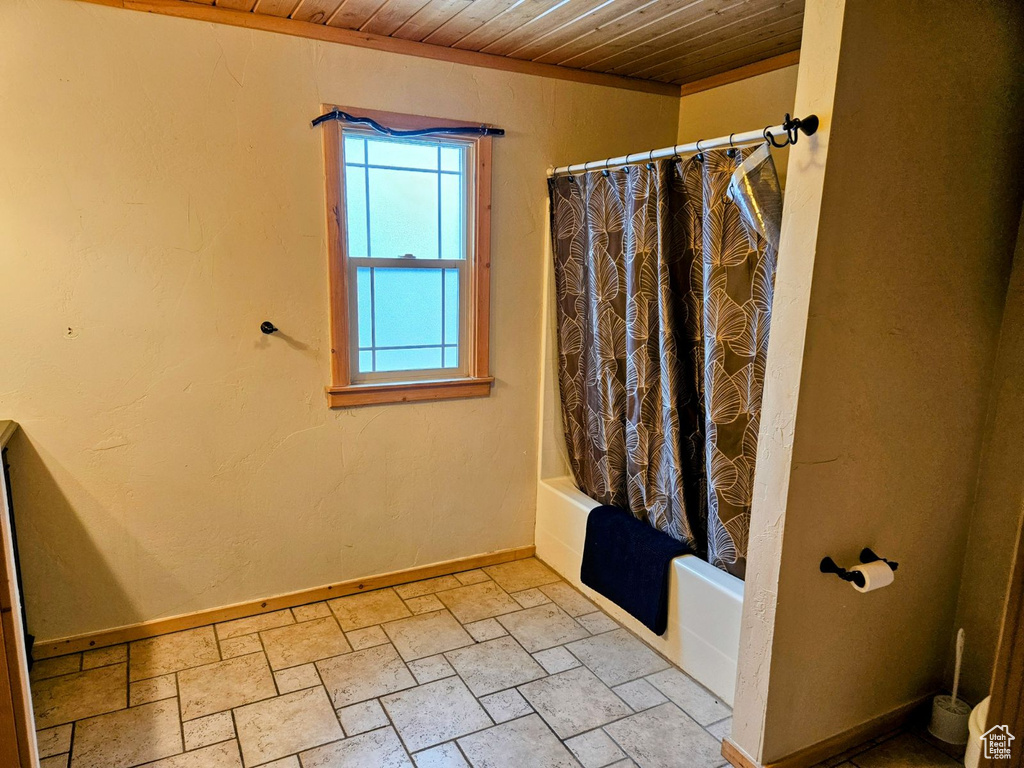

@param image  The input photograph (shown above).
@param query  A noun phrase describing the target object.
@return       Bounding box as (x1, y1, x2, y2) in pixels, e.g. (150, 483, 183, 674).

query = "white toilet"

(964, 696, 990, 768)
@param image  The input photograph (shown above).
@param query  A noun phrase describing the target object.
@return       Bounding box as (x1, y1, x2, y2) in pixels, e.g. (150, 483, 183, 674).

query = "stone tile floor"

(29, 558, 734, 768)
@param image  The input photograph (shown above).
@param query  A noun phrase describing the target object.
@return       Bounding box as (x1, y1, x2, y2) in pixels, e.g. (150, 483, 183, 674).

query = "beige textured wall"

(677, 65, 798, 183)
(537, 224, 570, 482)
(0, 0, 678, 641)
(739, 0, 1024, 761)
(952, 209, 1024, 703)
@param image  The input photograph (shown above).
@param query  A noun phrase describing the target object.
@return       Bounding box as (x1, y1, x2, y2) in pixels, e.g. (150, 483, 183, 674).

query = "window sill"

(326, 377, 494, 407)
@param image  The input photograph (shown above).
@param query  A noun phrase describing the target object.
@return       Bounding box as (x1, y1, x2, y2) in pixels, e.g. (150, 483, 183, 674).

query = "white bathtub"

(535, 476, 744, 706)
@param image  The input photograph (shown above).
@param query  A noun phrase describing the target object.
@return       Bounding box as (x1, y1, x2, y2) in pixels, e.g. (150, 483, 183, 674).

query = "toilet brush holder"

(928, 695, 970, 745)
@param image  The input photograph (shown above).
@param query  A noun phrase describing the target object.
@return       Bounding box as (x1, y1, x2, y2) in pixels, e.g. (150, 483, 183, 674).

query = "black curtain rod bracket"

(763, 113, 819, 149)
(311, 109, 504, 138)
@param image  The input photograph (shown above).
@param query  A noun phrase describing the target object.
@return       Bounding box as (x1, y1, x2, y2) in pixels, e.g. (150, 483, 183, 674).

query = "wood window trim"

(321, 105, 493, 408)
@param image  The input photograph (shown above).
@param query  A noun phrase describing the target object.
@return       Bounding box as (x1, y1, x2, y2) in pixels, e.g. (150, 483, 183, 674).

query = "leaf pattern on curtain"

(679, 148, 779, 578)
(549, 163, 706, 553)
(548, 148, 780, 579)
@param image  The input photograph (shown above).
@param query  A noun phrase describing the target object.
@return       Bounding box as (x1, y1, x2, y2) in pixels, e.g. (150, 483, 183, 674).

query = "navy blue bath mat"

(580, 504, 692, 635)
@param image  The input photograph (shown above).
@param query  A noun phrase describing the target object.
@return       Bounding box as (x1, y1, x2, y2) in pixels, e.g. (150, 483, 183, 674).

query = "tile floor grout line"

(240, 722, 398, 768)
(252, 628, 283, 700)
(325, 599, 350, 642)
(146, 737, 246, 767)
(33, 564, 742, 768)
(180, 681, 291, 727)
(377, 691, 419, 762)
(233, 689, 337, 767)
(31, 654, 126, 684)
(453, 733, 476, 767)
(67, 719, 77, 766)
(319, 695, 697, 768)
(227, 706, 243, 764)
(403, 571, 689, 753)
(45, 598, 332, 674)
(599, 709, 648, 766)
(545, 637, 671, 714)
(35, 568, 952, 768)
(176, 693, 186, 755)
(438, 711, 541, 754)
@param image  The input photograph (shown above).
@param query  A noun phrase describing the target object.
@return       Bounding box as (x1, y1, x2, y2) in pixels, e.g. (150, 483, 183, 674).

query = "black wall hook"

(260, 321, 279, 335)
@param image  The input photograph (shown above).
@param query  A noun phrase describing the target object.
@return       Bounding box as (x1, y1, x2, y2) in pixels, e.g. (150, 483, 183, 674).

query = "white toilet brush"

(929, 628, 971, 744)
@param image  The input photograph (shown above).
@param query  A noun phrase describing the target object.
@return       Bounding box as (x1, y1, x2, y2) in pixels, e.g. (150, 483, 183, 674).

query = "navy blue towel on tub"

(580, 505, 692, 636)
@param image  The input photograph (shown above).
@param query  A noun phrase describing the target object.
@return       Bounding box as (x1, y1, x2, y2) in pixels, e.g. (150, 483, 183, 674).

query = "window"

(321, 106, 493, 407)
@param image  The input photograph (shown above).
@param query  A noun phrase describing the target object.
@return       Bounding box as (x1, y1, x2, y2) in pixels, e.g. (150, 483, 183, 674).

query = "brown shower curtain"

(549, 148, 779, 578)
(549, 163, 707, 553)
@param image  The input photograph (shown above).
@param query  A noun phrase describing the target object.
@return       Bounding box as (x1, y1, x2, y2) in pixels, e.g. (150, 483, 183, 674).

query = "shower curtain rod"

(547, 113, 819, 178)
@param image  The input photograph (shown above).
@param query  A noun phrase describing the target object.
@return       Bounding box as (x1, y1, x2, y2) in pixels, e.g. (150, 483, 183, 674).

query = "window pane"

(342, 132, 471, 382)
(440, 146, 462, 172)
(344, 136, 366, 164)
(376, 347, 442, 372)
(444, 269, 459, 345)
(373, 267, 442, 349)
(356, 267, 373, 348)
(367, 138, 438, 171)
(368, 168, 438, 259)
(345, 165, 369, 257)
(440, 174, 463, 260)
(443, 345, 458, 369)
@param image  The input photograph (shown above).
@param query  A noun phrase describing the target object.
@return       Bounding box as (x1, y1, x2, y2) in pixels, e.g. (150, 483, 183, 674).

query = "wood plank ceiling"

(182, 0, 804, 87)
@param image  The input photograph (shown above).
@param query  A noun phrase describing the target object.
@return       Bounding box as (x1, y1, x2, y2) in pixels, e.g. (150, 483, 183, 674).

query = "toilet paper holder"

(820, 548, 899, 588)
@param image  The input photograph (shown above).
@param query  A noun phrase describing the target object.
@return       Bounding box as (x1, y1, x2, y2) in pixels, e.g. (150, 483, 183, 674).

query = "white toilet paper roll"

(849, 561, 895, 592)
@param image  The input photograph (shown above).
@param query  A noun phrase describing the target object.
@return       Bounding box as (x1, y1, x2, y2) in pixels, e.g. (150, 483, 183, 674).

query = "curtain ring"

(726, 133, 738, 159)
(763, 126, 788, 149)
(695, 139, 705, 163)
(601, 156, 612, 177)
(646, 148, 656, 170)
